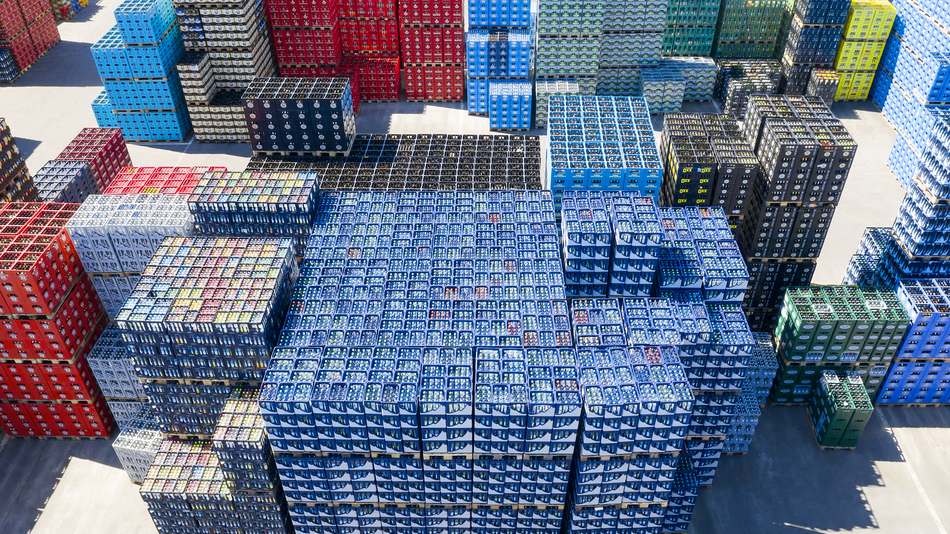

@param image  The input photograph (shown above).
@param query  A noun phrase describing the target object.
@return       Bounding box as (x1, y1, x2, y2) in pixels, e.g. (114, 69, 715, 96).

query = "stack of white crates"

(65, 194, 193, 318)
(86, 327, 147, 428)
(112, 405, 163, 484)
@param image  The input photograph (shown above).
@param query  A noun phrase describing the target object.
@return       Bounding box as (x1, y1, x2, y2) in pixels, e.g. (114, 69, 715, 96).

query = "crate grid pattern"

(714, 0, 786, 59)
(0, 0, 60, 82)
(400, 0, 464, 101)
(112, 404, 163, 483)
(86, 327, 149, 429)
(832, 0, 895, 101)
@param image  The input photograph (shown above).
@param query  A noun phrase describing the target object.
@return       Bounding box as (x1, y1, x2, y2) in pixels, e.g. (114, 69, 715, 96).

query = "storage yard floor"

(0, 1, 947, 534)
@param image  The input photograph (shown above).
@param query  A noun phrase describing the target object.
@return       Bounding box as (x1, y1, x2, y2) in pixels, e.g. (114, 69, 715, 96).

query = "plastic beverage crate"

(111, 404, 162, 483)
(31, 160, 97, 203)
(57, 128, 132, 192)
(103, 165, 224, 195)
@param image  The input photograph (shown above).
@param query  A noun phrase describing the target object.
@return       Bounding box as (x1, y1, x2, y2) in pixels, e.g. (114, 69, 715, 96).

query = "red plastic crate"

(57, 128, 131, 191)
(341, 56, 400, 101)
(400, 25, 464, 65)
(17, 0, 50, 25)
(0, 342, 104, 402)
(398, 0, 463, 25)
(272, 26, 343, 67)
(104, 166, 226, 195)
(340, 18, 399, 55)
(404, 65, 464, 101)
(278, 66, 361, 113)
(27, 12, 58, 58)
(265, 0, 338, 28)
(0, 5, 26, 42)
(339, 0, 395, 18)
(0, 275, 106, 361)
(0, 202, 84, 316)
(0, 393, 114, 438)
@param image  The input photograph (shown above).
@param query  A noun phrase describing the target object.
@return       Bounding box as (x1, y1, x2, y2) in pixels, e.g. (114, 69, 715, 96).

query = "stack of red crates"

(0, 0, 59, 78)
(399, 0, 464, 101)
(56, 128, 132, 192)
(264, 0, 361, 112)
(340, 0, 400, 101)
(0, 202, 114, 438)
(103, 166, 225, 195)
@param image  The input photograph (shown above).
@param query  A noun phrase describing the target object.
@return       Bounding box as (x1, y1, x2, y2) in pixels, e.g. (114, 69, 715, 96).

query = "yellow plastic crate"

(835, 71, 876, 101)
(843, 0, 896, 41)
(835, 39, 886, 71)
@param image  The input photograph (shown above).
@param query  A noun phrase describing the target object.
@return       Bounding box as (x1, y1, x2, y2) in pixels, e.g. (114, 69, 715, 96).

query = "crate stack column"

(714, 60, 783, 120)
(808, 370, 874, 449)
(0, 0, 59, 82)
(399, 0, 464, 101)
(876, 279, 950, 406)
(0, 202, 114, 439)
(111, 405, 163, 483)
(831, 0, 894, 102)
(173, 0, 278, 143)
(0, 118, 37, 200)
(546, 95, 662, 211)
(779, 0, 850, 95)
(533, 0, 600, 126)
(595, 0, 666, 97)
(337, 0, 400, 102)
(89, 0, 191, 142)
(713, 0, 785, 59)
(85, 328, 149, 429)
(662, 0, 719, 56)
(465, 0, 532, 128)
(740, 95, 856, 331)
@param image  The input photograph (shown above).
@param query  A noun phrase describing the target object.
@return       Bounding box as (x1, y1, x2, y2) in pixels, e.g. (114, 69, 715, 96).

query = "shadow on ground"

(13, 41, 101, 87)
(13, 137, 41, 160)
(689, 406, 904, 534)
(0, 438, 120, 533)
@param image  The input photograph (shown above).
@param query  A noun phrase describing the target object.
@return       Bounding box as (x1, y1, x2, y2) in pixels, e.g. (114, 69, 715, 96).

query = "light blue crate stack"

(547, 95, 662, 210)
(466, 0, 534, 123)
(488, 80, 533, 130)
(872, 0, 950, 187)
(876, 278, 950, 405)
(90, 0, 190, 141)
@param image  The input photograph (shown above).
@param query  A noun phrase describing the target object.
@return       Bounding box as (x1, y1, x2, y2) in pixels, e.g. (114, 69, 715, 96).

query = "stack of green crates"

(808, 370, 874, 448)
(714, 0, 786, 59)
(663, 0, 720, 56)
(771, 285, 909, 404)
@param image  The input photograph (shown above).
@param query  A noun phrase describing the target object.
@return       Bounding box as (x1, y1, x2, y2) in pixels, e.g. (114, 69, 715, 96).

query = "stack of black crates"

(242, 76, 356, 156)
(740, 94, 856, 330)
(780, 0, 850, 95)
(174, 0, 277, 142)
(714, 60, 783, 119)
(660, 113, 765, 233)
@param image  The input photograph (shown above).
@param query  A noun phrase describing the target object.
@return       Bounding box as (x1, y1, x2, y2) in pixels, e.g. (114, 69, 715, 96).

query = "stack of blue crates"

(609, 193, 664, 297)
(115, 236, 297, 436)
(260, 191, 577, 533)
(746, 332, 779, 405)
(561, 191, 613, 297)
(31, 160, 97, 202)
(876, 278, 950, 405)
(547, 96, 663, 210)
(465, 0, 533, 129)
(872, 0, 950, 187)
(488, 80, 533, 130)
(90, 0, 190, 141)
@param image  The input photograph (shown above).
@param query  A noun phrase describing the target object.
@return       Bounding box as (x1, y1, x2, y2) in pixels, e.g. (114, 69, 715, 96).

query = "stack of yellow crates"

(833, 0, 895, 101)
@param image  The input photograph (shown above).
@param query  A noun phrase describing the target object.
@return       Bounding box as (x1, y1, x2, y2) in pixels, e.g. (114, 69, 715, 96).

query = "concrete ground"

(1, 1, 948, 534)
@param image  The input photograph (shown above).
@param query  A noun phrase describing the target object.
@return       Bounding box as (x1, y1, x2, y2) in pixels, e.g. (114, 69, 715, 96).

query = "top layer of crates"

(115, 236, 297, 338)
(242, 76, 350, 101)
(468, 0, 530, 28)
(843, 0, 896, 41)
(56, 128, 131, 192)
(104, 166, 226, 195)
(794, 0, 851, 25)
(0, 202, 83, 316)
(244, 134, 543, 189)
(113, 0, 176, 45)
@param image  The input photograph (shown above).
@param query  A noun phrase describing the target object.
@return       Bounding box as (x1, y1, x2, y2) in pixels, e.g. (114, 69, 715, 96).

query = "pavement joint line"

(878, 409, 950, 534)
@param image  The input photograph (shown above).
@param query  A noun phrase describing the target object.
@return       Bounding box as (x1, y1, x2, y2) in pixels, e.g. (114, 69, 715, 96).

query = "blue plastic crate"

(488, 80, 532, 131)
(113, 107, 190, 141)
(92, 91, 118, 128)
(114, 0, 177, 45)
(468, 0, 531, 28)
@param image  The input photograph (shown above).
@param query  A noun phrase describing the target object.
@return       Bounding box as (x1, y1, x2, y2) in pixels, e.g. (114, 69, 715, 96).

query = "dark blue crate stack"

(465, 0, 533, 129)
(569, 345, 694, 532)
(90, 0, 190, 141)
(259, 191, 578, 534)
(0, 49, 20, 83)
(488, 80, 533, 130)
(187, 169, 319, 255)
(608, 192, 664, 298)
(547, 95, 662, 210)
(779, 0, 850, 95)
(872, 0, 950, 187)
(242, 76, 356, 156)
(876, 278, 950, 405)
(115, 236, 297, 438)
(465, 29, 532, 115)
(561, 191, 612, 297)
(31, 160, 97, 202)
